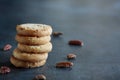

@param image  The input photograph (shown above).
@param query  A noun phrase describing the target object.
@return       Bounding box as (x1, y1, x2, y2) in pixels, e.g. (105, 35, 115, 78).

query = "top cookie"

(16, 23, 52, 37)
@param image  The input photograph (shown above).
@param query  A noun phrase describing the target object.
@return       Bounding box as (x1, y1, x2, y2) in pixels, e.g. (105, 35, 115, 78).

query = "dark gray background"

(0, 0, 120, 80)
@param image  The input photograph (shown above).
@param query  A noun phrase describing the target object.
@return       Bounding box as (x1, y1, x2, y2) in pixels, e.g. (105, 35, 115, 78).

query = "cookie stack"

(10, 23, 52, 68)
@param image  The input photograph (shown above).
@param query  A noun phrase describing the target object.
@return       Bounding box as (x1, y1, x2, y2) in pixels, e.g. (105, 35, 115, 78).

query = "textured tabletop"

(0, 0, 120, 80)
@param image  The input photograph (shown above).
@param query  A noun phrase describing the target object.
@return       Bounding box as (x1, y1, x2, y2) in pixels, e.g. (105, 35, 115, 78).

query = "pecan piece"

(53, 32, 63, 36)
(67, 54, 76, 59)
(0, 66, 11, 74)
(56, 61, 73, 68)
(3, 44, 12, 51)
(33, 74, 46, 80)
(68, 40, 83, 46)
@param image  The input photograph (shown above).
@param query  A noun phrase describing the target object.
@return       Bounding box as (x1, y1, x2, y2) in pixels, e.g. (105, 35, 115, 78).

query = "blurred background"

(0, 0, 120, 34)
(0, 0, 120, 80)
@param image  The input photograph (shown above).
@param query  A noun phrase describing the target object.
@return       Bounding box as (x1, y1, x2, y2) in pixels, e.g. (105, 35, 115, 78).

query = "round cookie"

(17, 42, 52, 53)
(10, 56, 46, 68)
(16, 23, 52, 37)
(16, 34, 51, 45)
(13, 48, 48, 62)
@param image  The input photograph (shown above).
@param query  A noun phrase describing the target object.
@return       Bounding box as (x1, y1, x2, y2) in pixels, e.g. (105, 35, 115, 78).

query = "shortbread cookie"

(13, 48, 48, 62)
(16, 34, 51, 45)
(18, 42, 52, 53)
(16, 23, 52, 37)
(10, 56, 46, 68)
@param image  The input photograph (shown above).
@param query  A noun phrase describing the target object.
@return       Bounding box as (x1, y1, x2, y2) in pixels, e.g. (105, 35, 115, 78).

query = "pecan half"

(56, 61, 73, 68)
(68, 40, 83, 46)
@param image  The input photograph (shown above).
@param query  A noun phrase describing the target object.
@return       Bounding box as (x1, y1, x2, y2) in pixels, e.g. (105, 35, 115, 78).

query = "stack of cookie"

(10, 23, 52, 68)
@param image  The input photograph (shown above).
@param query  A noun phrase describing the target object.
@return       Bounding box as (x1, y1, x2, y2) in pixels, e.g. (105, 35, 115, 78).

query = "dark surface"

(0, 0, 120, 80)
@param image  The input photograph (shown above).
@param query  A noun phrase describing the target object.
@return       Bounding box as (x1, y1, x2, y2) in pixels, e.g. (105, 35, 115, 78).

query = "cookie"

(10, 56, 46, 68)
(13, 48, 48, 62)
(15, 34, 51, 45)
(16, 23, 52, 37)
(17, 42, 52, 53)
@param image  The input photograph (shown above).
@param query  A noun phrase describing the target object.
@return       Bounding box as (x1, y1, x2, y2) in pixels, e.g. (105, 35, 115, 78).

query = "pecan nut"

(3, 44, 12, 51)
(56, 61, 73, 68)
(33, 74, 46, 80)
(0, 66, 11, 74)
(67, 54, 76, 59)
(53, 32, 63, 36)
(68, 40, 83, 46)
